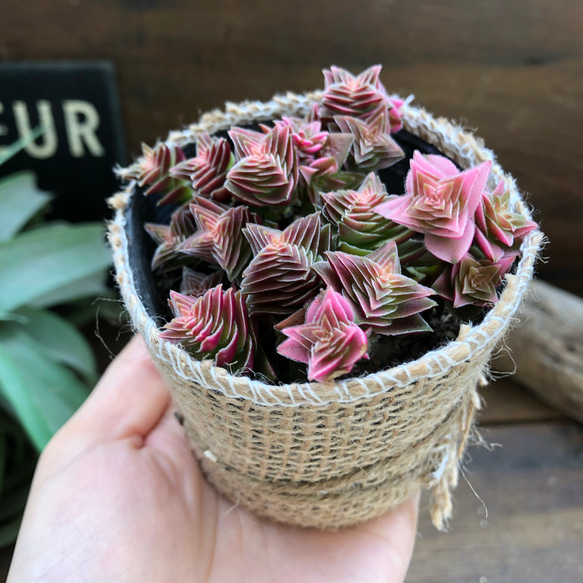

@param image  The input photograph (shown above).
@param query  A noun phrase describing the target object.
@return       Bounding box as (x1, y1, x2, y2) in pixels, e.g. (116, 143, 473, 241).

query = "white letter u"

(13, 100, 58, 159)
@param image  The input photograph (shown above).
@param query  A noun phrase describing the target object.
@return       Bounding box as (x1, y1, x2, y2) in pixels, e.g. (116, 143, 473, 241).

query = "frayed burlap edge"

(107, 91, 543, 530)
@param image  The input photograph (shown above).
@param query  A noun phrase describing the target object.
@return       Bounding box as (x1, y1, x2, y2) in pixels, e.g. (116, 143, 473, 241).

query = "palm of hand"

(8, 339, 418, 583)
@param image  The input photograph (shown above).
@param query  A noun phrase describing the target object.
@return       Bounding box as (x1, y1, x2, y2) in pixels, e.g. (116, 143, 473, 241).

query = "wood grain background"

(1, 0, 582, 294)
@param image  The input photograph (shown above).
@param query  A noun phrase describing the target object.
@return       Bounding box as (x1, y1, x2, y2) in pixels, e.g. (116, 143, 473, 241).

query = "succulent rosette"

(145, 204, 197, 272)
(320, 65, 404, 134)
(313, 241, 436, 335)
(119, 142, 190, 205)
(375, 151, 491, 264)
(272, 117, 330, 160)
(161, 286, 255, 371)
(334, 108, 405, 172)
(320, 65, 389, 121)
(181, 196, 259, 281)
(179, 267, 224, 297)
(241, 213, 331, 315)
(277, 288, 369, 382)
(433, 253, 516, 308)
(273, 116, 357, 204)
(321, 172, 414, 255)
(123, 64, 538, 382)
(170, 132, 233, 201)
(475, 179, 538, 261)
(225, 125, 299, 206)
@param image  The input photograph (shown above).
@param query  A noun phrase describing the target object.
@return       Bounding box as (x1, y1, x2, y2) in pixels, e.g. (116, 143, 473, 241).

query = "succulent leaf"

(387, 97, 405, 133)
(170, 132, 233, 201)
(375, 151, 491, 264)
(277, 288, 369, 382)
(241, 213, 330, 315)
(324, 132, 355, 169)
(226, 125, 299, 206)
(313, 241, 436, 335)
(334, 109, 405, 172)
(161, 286, 255, 371)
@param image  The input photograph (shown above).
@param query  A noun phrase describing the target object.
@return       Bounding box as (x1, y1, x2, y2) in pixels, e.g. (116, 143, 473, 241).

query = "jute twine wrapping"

(108, 91, 543, 530)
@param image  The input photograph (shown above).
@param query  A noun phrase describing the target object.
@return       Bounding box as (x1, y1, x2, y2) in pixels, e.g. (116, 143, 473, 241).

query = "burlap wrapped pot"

(108, 90, 543, 531)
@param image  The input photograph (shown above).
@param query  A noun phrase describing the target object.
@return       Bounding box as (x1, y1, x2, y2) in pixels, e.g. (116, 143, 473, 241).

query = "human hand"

(8, 336, 419, 583)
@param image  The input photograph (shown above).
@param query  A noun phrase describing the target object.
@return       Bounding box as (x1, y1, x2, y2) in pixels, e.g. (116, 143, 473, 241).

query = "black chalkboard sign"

(0, 61, 126, 222)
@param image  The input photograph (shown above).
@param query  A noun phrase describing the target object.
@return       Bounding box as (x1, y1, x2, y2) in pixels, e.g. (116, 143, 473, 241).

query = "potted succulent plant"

(109, 65, 542, 530)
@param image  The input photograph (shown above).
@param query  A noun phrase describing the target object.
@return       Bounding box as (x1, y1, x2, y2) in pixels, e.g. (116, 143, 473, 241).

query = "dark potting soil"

(354, 304, 464, 376)
(125, 127, 483, 385)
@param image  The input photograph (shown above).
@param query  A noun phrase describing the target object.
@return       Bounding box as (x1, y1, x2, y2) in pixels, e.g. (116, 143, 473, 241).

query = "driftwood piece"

(492, 279, 583, 424)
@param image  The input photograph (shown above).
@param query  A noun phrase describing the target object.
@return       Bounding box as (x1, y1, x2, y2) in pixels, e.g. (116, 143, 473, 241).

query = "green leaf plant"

(0, 141, 112, 546)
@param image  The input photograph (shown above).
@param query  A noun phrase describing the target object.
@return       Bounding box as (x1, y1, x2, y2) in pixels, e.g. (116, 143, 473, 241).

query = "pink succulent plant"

(375, 151, 491, 264)
(277, 288, 369, 382)
(474, 180, 538, 261)
(241, 213, 330, 315)
(161, 286, 255, 371)
(320, 65, 388, 121)
(119, 142, 189, 205)
(313, 241, 436, 335)
(275, 117, 354, 167)
(271, 116, 356, 204)
(226, 125, 299, 206)
(321, 172, 413, 255)
(334, 109, 404, 172)
(433, 252, 516, 308)
(320, 65, 404, 133)
(181, 196, 258, 280)
(272, 117, 329, 160)
(145, 204, 197, 271)
(170, 132, 233, 201)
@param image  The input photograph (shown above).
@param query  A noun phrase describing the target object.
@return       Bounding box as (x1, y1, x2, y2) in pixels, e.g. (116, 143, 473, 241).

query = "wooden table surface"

(408, 378, 583, 583)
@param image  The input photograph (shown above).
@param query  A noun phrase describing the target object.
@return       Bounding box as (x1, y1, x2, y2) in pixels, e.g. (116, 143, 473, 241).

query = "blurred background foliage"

(0, 138, 115, 546)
